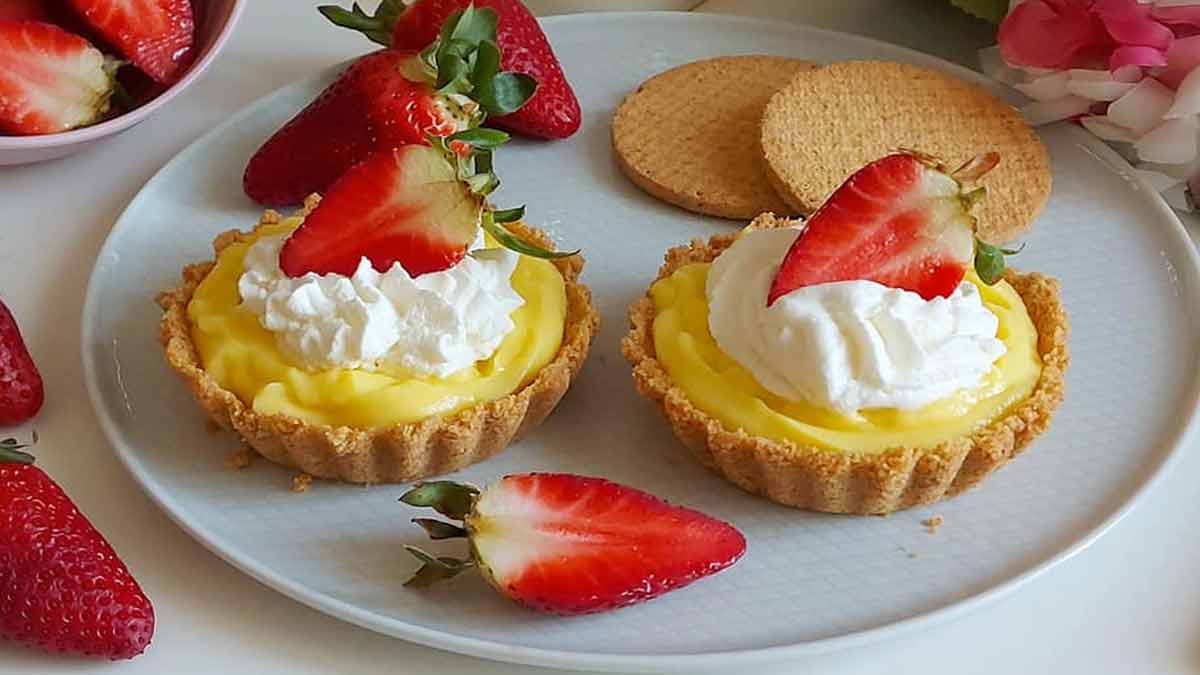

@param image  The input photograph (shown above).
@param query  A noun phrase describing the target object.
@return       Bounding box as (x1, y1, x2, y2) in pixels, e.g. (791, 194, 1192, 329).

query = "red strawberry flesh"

(279, 144, 482, 278)
(0, 19, 117, 135)
(0, 300, 43, 425)
(0, 460, 154, 659)
(0, 0, 48, 21)
(67, 0, 195, 84)
(767, 152, 977, 305)
(468, 473, 746, 615)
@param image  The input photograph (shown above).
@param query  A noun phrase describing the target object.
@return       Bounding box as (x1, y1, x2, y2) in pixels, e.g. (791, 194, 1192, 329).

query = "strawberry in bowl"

(0, 0, 244, 165)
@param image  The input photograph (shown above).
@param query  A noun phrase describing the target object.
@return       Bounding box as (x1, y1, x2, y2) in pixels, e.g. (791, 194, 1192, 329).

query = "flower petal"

(1094, 0, 1173, 50)
(1015, 71, 1072, 100)
(1160, 34, 1200, 88)
(1067, 69, 1139, 100)
(1080, 114, 1138, 141)
(1151, 4, 1200, 30)
(1107, 77, 1175, 134)
(999, 0, 1111, 69)
(1135, 116, 1199, 164)
(1022, 95, 1095, 125)
(1109, 44, 1169, 70)
(1164, 65, 1200, 118)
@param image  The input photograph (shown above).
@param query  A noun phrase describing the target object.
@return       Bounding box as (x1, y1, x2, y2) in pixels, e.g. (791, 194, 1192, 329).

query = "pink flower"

(999, 0, 1173, 72)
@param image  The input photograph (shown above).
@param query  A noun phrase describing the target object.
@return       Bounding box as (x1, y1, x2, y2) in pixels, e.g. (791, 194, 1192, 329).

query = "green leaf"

(446, 5, 498, 47)
(448, 127, 510, 149)
(412, 518, 468, 540)
(482, 215, 579, 260)
(318, 1, 404, 47)
(491, 206, 525, 224)
(0, 437, 34, 465)
(466, 172, 500, 195)
(403, 546, 474, 588)
(400, 480, 480, 520)
(436, 53, 471, 92)
(476, 72, 537, 116)
(471, 39, 502, 89)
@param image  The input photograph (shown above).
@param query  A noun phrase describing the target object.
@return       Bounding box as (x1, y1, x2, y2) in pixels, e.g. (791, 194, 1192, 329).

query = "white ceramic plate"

(82, 12, 1200, 673)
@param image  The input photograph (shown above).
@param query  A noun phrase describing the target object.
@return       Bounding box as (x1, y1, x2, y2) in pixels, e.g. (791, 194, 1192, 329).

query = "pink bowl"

(0, 0, 246, 166)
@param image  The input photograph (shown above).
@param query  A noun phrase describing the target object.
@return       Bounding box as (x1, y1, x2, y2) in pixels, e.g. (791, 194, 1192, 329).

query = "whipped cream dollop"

(237, 233, 523, 378)
(706, 228, 1006, 415)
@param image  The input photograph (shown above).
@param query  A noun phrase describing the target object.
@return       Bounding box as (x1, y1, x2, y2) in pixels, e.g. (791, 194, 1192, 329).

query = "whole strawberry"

(0, 300, 43, 425)
(400, 473, 745, 614)
(321, 0, 582, 139)
(0, 439, 154, 659)
(244, 5, 535, 206)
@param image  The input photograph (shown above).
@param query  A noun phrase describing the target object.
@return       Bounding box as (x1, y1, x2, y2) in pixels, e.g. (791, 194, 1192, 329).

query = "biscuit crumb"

(226, 447, 255, 470)
(922, 515, 944, 534)
(291, 473, 313, 493)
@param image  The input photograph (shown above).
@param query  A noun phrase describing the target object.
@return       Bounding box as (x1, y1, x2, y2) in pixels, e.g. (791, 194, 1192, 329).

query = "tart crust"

(621, 214, 1068, 514)
(158, 197, 598, 484)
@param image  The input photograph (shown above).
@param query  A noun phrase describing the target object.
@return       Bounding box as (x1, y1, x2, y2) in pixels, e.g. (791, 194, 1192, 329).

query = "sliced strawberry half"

(767, 151, 1005, 305)
(279, 131, 574, 278)
(280, 144, 483, 278)
(400, 474, 746, 615)
(67, 0, 195, 85)
(0, 19, 119, 135)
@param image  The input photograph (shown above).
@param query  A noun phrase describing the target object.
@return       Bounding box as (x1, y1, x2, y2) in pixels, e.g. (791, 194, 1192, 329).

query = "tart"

(159, 186, 600, 480)
(622, 153, 1068, 515)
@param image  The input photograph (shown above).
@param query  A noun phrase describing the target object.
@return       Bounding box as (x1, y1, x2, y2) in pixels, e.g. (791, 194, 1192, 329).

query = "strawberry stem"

(0, 437, 35, 465)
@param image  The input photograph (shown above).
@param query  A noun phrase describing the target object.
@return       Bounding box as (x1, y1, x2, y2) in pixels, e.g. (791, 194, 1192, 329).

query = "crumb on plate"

(226, 447, 254, 470)
(291, 473, 313, 493)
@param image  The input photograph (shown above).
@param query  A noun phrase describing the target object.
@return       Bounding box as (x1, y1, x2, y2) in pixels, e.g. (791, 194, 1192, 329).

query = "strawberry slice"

(0, 0, 49, 21)
(279, 130, 574, 278)
(67, 0, 195, 85)
(0, 19, 119, 135)
(280, 144, 483, 278)
(767, 151, 1003, 305)
(400, 474, 746, 615)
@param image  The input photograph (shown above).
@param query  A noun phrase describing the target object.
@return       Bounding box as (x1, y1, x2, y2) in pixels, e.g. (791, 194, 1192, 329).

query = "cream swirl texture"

(237, 233, 523, 378)
(706, 227, 1006, 415)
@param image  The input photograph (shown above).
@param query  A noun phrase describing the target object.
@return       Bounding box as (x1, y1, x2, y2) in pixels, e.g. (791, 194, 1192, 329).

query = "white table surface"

(2, 1, 1198, 673)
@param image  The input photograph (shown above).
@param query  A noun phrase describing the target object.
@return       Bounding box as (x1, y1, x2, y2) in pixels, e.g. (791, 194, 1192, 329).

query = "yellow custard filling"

(187, 219, 567, 429)
(650, 264, 1042, 453)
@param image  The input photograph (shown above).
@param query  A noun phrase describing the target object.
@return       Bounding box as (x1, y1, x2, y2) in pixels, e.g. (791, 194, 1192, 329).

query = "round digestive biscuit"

(760, 61, 1051, 243)
(612, 55, 819, 219)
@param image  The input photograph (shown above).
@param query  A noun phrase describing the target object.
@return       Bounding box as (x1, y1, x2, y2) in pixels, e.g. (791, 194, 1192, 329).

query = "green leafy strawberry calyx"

(320, 2, 537, 118)
(398, 480, 482, 588)
(0, 436, 35, 465)
(974, 239, 1024, 285)
(433, 129, 578, 261)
